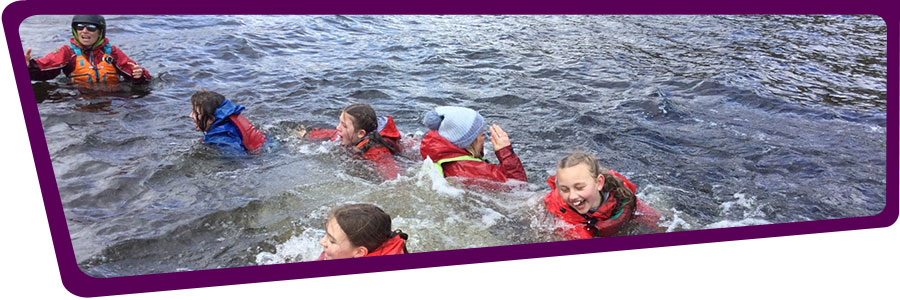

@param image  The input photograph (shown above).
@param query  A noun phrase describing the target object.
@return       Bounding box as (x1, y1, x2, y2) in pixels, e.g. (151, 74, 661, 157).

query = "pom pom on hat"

(423, 106, 484, 148)
(424, 111, 443, 131)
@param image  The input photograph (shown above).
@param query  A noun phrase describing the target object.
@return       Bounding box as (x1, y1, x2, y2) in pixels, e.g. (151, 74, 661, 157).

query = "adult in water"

(544, 152, 661, 239)
(419, 106, 526, 183)
(25, 15, 150, 89)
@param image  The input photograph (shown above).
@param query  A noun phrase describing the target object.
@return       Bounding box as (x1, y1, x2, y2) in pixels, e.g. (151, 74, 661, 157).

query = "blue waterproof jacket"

(203, 99, 266, 155)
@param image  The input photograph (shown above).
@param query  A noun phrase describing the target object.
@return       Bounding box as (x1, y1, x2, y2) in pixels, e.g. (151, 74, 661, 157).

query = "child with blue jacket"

(189, 90, 267, 155)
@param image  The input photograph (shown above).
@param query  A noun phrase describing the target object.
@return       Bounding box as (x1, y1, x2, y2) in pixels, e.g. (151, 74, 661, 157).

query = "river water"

(18, 15, 886, 277)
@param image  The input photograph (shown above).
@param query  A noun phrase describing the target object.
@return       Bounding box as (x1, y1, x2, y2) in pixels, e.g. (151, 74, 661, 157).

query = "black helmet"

(71, 15, 106, 47)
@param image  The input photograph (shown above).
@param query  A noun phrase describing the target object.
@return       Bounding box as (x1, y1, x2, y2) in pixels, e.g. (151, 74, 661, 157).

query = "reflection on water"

(19, 15, 886, 277)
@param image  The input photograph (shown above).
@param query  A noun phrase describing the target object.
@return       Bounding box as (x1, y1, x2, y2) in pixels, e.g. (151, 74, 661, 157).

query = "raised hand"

(296, 124, 308, 138)
(488, 124, 511, 151)
(128, 62, 143, 79)
(25, 48, 32, 66)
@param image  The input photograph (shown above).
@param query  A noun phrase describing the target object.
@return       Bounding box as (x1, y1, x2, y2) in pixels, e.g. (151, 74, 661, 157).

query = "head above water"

(319, 203, 393, 260)
(71, 15, 106, 49)
(337, 103, 378, 146)
(189, 90, 226, 132)
(424, 106, 485, 152)
(555, 152, 635, 215)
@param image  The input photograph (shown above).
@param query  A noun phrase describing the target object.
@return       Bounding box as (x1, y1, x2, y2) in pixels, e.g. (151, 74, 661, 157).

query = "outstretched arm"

(26, 46, 69, 81)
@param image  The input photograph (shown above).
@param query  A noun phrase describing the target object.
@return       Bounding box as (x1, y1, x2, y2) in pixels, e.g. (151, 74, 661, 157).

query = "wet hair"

(342, 103, 399, 155)
(556, 152, 636, 207)
(329, 203, 408, 253)
(190, 90, 225, 132)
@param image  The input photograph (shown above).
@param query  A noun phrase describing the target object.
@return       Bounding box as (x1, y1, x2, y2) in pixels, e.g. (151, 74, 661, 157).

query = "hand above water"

(295, 124, 308, 138)
(128, 62, 143, 79)
(489, 124, 511, 151)
(25, 48, 32, 66)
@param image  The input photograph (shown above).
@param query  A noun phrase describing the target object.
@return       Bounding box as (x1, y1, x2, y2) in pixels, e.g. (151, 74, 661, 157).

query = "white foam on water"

(721, 192, 768, 219)
(720, 192, 755, 214)
(704, 218, 772, 229)
(660, 208, 693, 232)
(255, 228, 325, 265)
(476, 206, 504, 227)
(415, 157, 465, 199)
(296, 141, 335, 155)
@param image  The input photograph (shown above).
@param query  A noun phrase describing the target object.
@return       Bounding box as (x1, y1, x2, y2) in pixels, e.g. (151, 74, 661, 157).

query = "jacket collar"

(420, 130, 474, 161)
(69, 37, 109, 52)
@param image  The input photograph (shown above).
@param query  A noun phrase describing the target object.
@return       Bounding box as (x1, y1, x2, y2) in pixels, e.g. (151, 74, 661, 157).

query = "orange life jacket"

(68, 43, 119, 88)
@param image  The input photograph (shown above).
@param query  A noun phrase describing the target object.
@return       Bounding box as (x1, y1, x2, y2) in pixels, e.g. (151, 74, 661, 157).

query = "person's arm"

(489, 124, 527, 182)
(25, 46, 69, 81)
(110, 46, 150, 84)
(304, 127, 339, 141)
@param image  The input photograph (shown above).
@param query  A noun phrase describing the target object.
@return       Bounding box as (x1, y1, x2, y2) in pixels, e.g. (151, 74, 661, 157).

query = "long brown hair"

(342, 103, 399, 155)
(556, 152, 635, 206)
(329, 203, 406, 253)
(190, 90, 225, 132)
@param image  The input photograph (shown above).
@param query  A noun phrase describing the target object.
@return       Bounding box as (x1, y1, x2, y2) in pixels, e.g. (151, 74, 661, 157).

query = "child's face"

(555, 163, 605, 215)
(319, 218, 365, 260)
(336, 112, 364, 146)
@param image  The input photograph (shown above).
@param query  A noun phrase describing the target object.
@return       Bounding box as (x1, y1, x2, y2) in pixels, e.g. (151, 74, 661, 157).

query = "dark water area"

(19, 15, 886, 277)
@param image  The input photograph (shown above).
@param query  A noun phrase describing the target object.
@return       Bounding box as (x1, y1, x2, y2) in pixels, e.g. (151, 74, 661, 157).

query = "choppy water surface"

(19, 15, 886, 277)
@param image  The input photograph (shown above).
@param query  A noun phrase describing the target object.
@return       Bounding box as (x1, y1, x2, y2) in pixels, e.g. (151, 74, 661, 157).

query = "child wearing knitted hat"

(419, 106, 527, 183)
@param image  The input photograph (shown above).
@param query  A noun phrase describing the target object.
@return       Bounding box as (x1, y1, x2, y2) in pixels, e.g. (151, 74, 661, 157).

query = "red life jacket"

(365, 233, 408, 257)
(419, 130, 527, 183)
(355, 138, 400, 180)
(228, 114, 267, 153)
(544, 171, 641, 239)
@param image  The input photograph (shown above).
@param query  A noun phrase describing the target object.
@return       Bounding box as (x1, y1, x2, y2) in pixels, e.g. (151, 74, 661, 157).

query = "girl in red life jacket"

(318, 203, 410, 260)
(297, 103, 403, 180)
(419, 106, 527, 183)
(544, 152, 662, 239)
(189, 90, 267, 155)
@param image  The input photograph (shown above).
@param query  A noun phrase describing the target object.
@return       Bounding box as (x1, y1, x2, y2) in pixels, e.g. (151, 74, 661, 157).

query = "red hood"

(69, 37, 109, 51)
(379, 116, 401, 139)
(419, 130, 471, 161)
(365, 234, 407, 257)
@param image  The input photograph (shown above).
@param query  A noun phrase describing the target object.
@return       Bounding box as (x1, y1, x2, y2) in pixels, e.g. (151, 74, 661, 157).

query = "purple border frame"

(3, 0, 896, 297)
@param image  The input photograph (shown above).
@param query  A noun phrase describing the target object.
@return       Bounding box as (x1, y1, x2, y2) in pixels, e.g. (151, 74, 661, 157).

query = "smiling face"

(73, 23, 100, 48)
(336, 112, 365, 146)
(555, 163, 605, 214)
(319, 218, 366, 260)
